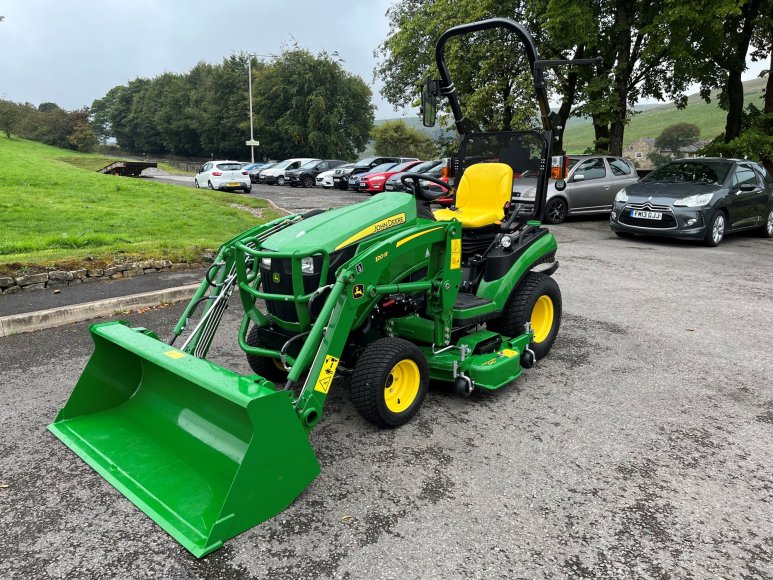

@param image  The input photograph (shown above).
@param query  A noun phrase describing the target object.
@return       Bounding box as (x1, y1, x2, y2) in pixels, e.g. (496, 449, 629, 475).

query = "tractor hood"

(262, 192, 418, 253)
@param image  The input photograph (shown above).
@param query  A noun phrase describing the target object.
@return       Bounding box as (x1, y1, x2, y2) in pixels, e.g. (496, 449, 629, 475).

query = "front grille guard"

(233, 240, 331, 364)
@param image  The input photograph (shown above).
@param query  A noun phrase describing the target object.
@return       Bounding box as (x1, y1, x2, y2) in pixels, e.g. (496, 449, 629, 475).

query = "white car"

(316, 163, 354, 188)
(194, 160, 251, 193)
(258, 158, 319, 185)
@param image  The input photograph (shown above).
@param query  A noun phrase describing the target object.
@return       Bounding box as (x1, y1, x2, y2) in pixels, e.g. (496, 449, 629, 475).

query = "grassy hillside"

(563, 77, 766, 153)
(0, 138, 279, 269)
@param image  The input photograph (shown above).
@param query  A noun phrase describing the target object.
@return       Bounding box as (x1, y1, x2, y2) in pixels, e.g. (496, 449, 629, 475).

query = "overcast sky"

(0, 0, 407, 118)
(0, 1, 768, 120)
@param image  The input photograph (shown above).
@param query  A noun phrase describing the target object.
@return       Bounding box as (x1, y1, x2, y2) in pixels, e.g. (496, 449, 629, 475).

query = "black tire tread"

(350, 337, 428, 428)
(245, 325, 288, 382)
(487, 272, 562, 359)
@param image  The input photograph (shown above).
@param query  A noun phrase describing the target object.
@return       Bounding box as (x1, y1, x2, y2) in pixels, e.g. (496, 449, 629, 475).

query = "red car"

(357, 160, 423, 194)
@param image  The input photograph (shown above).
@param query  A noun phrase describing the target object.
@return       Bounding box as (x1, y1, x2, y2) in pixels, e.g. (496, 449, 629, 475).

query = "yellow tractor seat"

(434, 163, 513, 228)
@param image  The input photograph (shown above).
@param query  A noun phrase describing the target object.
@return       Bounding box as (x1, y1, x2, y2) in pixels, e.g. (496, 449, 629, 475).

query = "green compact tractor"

(49, 18, 598, 557)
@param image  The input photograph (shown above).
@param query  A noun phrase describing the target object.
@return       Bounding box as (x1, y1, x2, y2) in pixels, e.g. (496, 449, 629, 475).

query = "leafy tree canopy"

(371, 120, 438, 159)
(655, 123, 701, 153)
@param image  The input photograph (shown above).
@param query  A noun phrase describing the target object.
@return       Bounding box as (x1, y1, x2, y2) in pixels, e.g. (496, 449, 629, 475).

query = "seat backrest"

(455, 163, 513, 220)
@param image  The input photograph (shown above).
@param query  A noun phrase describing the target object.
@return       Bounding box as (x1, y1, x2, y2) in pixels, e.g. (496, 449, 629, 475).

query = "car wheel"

(759, 208, 773, 238)
(338, 182, 348, 191)
(544, 198, 568, 224)
(703, 211, 726, 247)
(615, 231, 635, 238)
(243, 185, 252, 194)
(194, 179, 200, 188)
(276, 176, 286, 186)
(207, 181, 214, 190)
(302, 175, 314, 188)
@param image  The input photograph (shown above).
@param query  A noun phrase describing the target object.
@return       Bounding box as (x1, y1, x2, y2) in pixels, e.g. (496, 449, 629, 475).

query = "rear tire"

(703, 211, 725, 247)
(338, 182, 348, 190)
(488, 272, 562, 360)
(302, 175, 314, 188)
(207, 180, 214, 190)
(245, 326, 288, 383)
(194, 179, 200, 188)
(243, 185, 252, 193)
(544, 198, 568, 224)
(350, 337, 429, 428)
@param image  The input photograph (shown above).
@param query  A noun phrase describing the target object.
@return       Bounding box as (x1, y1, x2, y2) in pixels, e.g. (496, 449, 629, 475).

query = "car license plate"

(227, 182, 240, 187)
(631, 210, 662, 220)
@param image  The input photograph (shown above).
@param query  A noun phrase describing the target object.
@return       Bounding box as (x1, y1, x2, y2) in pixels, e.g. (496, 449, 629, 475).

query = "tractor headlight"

(260, 257, 271, 267)
(301, 257, 315, 274)
(673, 193, 713, 207)
(500, 235, 513, 249)
(615, 188, 628, 203)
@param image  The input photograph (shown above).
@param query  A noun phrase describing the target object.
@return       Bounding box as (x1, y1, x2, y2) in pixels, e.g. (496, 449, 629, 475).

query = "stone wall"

(0, 260, 195, 294)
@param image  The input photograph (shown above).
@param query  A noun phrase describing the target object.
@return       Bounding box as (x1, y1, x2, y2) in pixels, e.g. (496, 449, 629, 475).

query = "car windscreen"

(644, 161, 732, 184)
(567, 157, 584, 170)
(354, 157, 377, 168)
(259, 163, 276, 170)
(405, 160, 440, 174)
(389, 161, 418, 173)
(274, 160, 296, 169)
(299, 160, 320, 169)
(368, 163, 397, 173)
(216, 163, 242, 171)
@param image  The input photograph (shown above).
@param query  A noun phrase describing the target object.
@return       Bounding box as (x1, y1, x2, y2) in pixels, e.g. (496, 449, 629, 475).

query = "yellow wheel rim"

(531, 295, 554, 343)
(384, 359, 420, 413)
(272, 358, 286, 372)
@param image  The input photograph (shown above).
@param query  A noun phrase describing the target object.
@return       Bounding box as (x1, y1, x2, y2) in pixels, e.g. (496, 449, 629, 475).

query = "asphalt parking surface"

(1, 199, 772, 578)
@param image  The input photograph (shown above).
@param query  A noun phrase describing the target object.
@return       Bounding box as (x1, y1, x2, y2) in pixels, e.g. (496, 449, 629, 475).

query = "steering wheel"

(400, 173, 450, 201)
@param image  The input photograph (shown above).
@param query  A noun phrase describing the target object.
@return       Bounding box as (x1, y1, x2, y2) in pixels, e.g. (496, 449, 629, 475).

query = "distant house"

(624, 138, 657, 169)
(660, 139, 712, 158)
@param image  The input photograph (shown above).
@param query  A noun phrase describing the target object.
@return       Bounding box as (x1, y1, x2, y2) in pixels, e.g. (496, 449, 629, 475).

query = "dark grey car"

(610, 158, 773, 246)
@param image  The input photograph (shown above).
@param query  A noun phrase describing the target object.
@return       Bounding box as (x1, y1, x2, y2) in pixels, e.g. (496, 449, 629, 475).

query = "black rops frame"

(430, 17, 600, 223)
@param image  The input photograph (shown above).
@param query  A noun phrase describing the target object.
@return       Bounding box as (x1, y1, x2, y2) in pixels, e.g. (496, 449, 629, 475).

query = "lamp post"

(248, 55, 255, 163)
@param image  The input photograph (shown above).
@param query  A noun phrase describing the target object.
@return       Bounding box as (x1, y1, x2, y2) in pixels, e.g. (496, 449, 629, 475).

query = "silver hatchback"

(512, 155, 639, 224)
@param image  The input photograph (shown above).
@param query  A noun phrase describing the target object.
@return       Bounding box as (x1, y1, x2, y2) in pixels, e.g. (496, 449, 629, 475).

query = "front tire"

(704, 211, 725, 247)
(487, 272, 562, 360)
(338, 182, 349, 191)
(194, 179, 200, 188)
(350, 337, 429, 428)
(276, 176, 286, 186)
(245, 326, 289, 383)
(302, 175, 314, 188)
(544, 198, 568, 224)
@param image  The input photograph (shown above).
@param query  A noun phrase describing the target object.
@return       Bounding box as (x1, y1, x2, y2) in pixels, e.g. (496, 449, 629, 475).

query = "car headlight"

(673, 193, 713, 207)
(615, 188, 628, 203)
(301, 257, 315, 274)
(370, 176, 385, 182)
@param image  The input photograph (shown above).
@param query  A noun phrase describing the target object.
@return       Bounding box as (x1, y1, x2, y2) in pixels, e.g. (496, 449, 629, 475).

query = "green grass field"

(0, 138, 280, 271)
(562, 78, 766, 153)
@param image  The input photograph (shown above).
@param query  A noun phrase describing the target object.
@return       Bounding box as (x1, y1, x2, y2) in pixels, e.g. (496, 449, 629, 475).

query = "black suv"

(286, 159, 348, 188)
(332, 156, 417, 190)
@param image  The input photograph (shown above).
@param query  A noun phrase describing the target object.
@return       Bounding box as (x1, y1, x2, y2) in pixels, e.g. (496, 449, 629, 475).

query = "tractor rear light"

(212, 171, 223, 176)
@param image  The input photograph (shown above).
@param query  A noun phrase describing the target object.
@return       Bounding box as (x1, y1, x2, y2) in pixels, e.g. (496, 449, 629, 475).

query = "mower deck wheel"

(488, 271, 561, 359)
(350, 337, 429, 427)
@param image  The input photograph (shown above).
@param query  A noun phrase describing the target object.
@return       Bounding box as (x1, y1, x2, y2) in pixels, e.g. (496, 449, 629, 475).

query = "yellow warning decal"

(334, 213, 406, 250)
(163, 350, 186, 359)
(501, 349, 518, 357)
(450, 238, 462, 270)
(314, 355, 340, 394)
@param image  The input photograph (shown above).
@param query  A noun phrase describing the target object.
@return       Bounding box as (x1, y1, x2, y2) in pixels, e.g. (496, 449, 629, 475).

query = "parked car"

(352, 160, 424, 194)
(384, 159, 446, 192)
(317, 163, 354, 188)
(249, 162, 276, 183)
(258, 158, 319, 185)
(610, 158, 773, 246)
(347, 162, 397, 192)
(511, 155, 639, 224)
(286, 159, 348, 188)
(333, 156, 418, 190)
(194, 160, 251, 193)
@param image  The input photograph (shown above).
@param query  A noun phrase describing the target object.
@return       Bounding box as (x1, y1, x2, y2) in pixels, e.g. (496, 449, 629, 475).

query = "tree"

(0, 99, 19, 137)
(654, 123, 701, 155)
(371, 120, 438, 158)
(252, 49, 374, 159)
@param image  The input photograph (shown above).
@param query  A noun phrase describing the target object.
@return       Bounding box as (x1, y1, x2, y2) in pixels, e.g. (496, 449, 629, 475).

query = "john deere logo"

(272, 272, 281, 283)
(352, 284, 364, 299)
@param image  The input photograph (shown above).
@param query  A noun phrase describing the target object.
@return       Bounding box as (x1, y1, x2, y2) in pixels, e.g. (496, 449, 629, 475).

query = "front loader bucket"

(48, 321, 320, 558)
